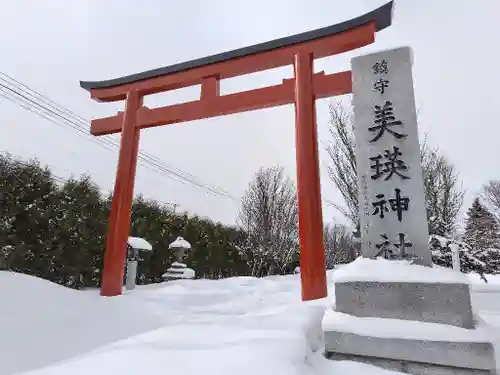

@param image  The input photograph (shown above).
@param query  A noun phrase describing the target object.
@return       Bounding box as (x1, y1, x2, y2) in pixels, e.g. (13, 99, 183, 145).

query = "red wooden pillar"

(293, 52, 328, 301)
(100, 90, 142, 297)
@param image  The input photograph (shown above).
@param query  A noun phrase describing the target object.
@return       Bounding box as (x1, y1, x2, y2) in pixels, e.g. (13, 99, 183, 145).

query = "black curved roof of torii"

(80, 1, 393, 91)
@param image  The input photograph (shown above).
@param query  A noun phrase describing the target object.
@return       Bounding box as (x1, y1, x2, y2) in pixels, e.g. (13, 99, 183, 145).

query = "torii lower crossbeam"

(90, 71, 351, 136)
(80, 2, 393, 300)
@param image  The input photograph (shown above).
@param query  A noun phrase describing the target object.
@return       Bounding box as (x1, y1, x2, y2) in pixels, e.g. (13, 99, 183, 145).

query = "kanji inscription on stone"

(369, 101, 407, 142)
(374, 232, 414, 260)
(372, 188, 410, 222)
(372, 60, 388, 75)
(351, 47, 431, 266)
(373, 78, 389, 95)
(370, 146, 410, 181)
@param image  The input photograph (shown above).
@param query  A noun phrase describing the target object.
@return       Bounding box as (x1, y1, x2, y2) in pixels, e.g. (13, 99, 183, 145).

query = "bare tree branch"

(325, 102, 359, 226)
(237, 166, 299, 275)
(480, 180, 500, 221)
(324, 224, 357, 268)
(324, 100, 464, 237)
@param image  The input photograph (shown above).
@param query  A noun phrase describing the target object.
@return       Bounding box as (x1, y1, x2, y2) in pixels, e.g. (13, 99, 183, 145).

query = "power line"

(0, 73, 238, 201)
(0, 73, 235, 198)
(0, 77, 232, 196)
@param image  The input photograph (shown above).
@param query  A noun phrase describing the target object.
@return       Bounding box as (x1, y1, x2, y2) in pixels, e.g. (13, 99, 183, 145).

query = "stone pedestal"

(323, 259, 497, 375)
(335, 281, 475, 328)
(162, 262, 195, 281)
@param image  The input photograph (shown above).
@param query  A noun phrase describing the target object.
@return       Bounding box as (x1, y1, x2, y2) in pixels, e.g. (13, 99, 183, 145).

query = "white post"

(450, 244, 461, 272)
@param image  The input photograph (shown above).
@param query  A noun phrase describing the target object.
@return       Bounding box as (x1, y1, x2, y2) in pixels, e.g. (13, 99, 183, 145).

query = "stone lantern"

(125, 236, 153, 291)
(162, 236, 195, 281)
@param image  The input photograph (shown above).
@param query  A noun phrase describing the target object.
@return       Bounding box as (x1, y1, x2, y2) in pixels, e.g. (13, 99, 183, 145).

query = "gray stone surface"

(327, 352, 404, 373)
(335, 280, 474, 328)
(125, 260, 138, 290)
(351, 46, 431, 266)
(324, 330, 496, 373)
(405, 362, 494, 375)
(327, 352, 494, 375)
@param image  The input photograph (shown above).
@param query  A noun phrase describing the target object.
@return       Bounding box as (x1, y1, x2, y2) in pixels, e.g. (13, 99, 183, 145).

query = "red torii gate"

(80, 2, 393, 300)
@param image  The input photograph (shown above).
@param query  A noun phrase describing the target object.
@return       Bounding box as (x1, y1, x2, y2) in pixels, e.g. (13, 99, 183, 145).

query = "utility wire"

(0, 73, 234, 197)
(0, 78, 232, 195)
(0, 73, 238, 201)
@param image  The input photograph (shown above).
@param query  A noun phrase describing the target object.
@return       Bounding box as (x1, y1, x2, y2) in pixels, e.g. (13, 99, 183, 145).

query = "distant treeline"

(0, 153, 259, 289)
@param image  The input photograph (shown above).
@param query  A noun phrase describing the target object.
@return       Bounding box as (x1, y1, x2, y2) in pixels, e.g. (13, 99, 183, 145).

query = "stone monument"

(323, 47, 496, 375)
(162, 236, 195, 281)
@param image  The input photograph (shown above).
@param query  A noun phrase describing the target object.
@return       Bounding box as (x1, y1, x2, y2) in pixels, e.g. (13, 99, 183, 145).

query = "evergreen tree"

(463, 198, 500, 273)
(50, 176, 108, 288)
(0, 154, 60, 277)
(0, 153, 285, 289)
(430, 235, 487, 281)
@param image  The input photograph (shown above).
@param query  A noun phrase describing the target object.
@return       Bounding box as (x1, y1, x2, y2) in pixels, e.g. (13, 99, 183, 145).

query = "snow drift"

(2, 265, 500, 375)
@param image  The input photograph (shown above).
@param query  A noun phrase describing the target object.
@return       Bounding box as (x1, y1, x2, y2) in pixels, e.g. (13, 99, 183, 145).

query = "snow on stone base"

(171, 262, 187, 268)
(333, 257, 470, 285)
(162, 267, 195, 280)
(322, 309, 492, 343)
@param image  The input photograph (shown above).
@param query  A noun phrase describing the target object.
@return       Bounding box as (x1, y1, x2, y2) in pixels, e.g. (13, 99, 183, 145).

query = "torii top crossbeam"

(82, 2, 391, 94)
(81, 2, 392, 135)
(80, 2, 393, 299)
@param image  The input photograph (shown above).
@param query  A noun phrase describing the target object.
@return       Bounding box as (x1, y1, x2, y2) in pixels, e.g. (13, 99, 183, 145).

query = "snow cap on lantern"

(163, 236, 195, 281)
(169, 236, 191, 262)
(169, 236, 191, 249)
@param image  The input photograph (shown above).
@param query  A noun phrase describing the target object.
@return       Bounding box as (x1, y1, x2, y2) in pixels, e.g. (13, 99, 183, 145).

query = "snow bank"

(2, 269, 406, 375)
(21, 303, 330, 375)
(4, 271, 338, 375)
(470, 273, 500, 286)
(332, 257, 470, 284)
(0, 271, 168, 375)
(4, 267, 500, 375)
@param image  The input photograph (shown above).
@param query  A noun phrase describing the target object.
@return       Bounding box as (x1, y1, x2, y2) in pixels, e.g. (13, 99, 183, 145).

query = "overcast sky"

(0, 0, 499, 228)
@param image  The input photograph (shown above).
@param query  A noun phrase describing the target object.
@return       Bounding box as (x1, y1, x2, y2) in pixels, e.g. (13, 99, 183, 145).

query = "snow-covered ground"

(1, 267, 500, 375)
